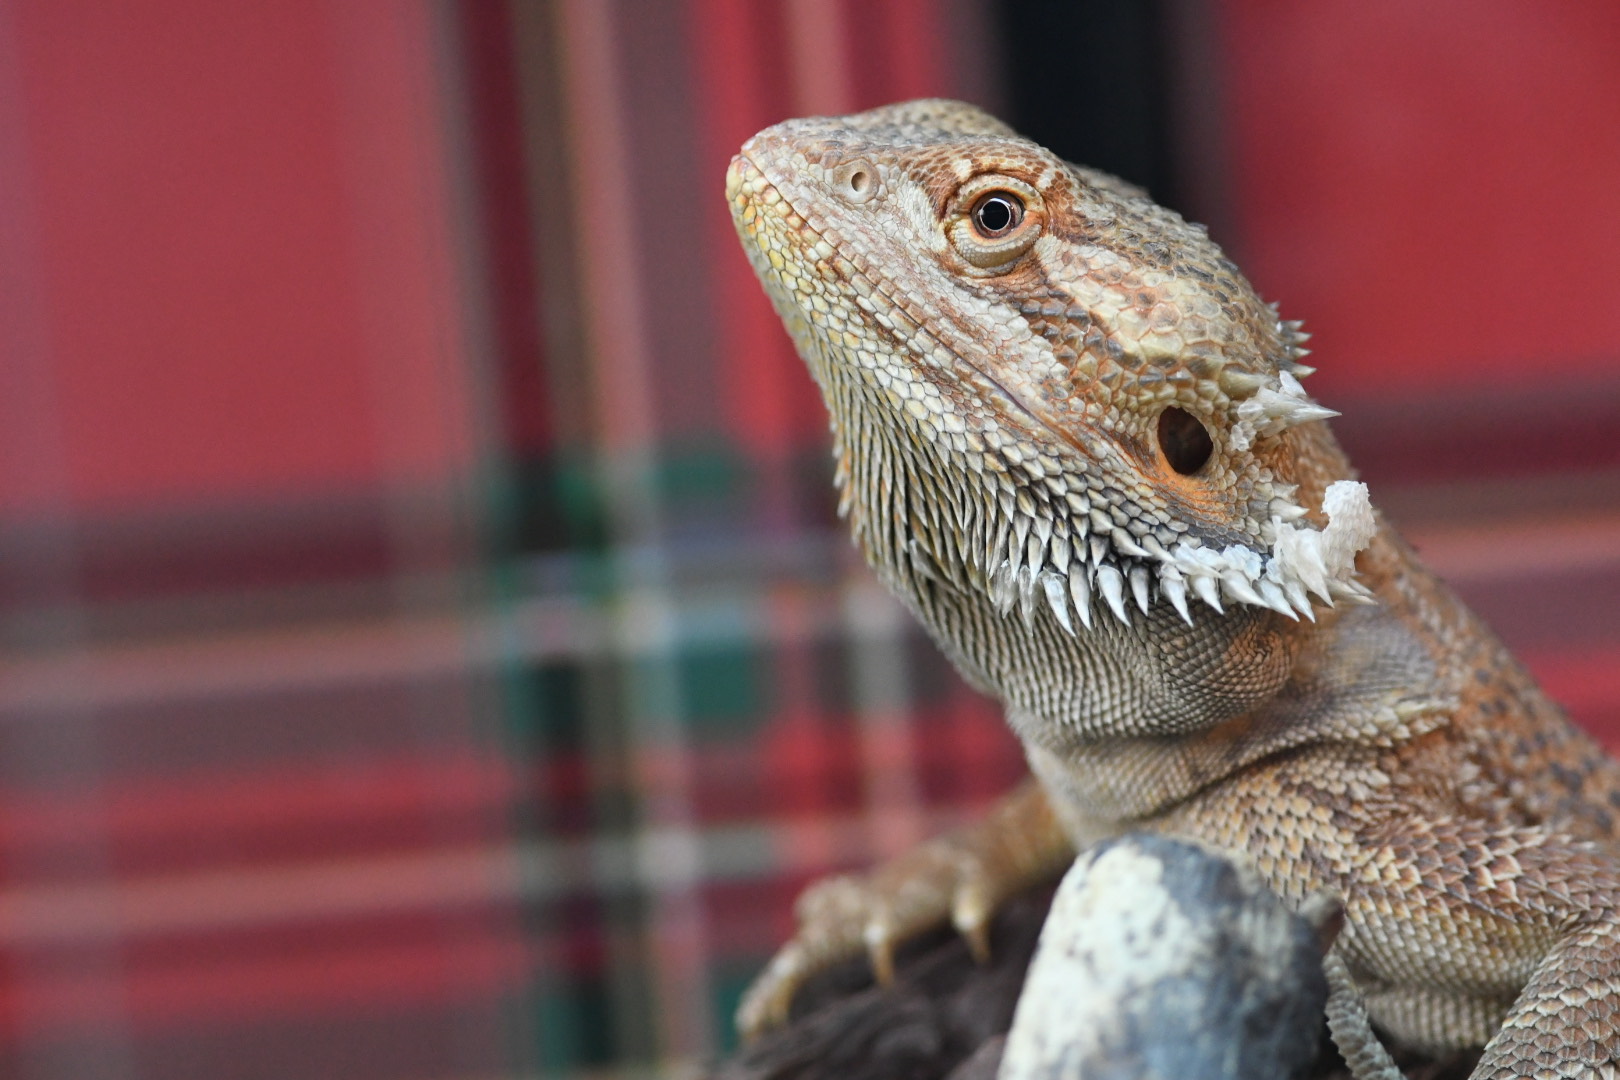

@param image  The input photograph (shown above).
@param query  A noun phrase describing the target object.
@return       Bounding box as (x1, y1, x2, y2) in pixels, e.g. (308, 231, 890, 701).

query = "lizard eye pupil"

(971, 192, 1023, 238)
(1158, 407, 1214, 475)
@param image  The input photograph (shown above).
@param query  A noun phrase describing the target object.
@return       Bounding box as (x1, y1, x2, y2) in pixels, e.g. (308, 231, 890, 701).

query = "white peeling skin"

(1268, 480, 1377, 603)
(1161, 479, 1377, 621)
(1230, 371, 1340, 452)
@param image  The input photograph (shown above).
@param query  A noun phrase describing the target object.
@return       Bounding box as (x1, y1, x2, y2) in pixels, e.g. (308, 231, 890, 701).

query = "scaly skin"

(726, 101, 1620, 1078)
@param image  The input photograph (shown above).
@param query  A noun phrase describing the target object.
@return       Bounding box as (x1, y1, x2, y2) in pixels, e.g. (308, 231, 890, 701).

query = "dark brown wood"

(713, 890, 1050, 1080)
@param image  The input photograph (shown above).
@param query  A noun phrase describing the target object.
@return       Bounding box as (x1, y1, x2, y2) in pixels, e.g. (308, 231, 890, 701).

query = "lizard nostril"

(1158, 407, 1214, 475)
(832, 159, 877, 203)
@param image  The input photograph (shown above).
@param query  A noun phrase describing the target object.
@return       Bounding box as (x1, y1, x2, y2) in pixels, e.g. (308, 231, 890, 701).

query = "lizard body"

(725, 100, 1620, 1077)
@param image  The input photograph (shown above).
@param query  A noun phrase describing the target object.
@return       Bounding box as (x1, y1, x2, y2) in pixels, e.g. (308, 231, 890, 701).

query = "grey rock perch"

(709, 848, 1477, 1080)
(997, 835, 1331, 1080)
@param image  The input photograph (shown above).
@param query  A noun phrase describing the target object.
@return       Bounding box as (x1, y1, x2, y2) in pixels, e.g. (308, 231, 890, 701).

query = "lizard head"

(727, 99, 1375, 635)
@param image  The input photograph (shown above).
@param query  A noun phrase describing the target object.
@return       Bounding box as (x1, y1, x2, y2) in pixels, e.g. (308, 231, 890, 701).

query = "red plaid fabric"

(1, 2, 1616, 1078)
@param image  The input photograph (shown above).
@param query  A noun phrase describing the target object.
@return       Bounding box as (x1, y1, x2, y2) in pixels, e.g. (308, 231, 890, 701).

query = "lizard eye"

(949, 179, 1042, 271)
(1158, 407, 1214, 475)
(971, 192, 1023, 237)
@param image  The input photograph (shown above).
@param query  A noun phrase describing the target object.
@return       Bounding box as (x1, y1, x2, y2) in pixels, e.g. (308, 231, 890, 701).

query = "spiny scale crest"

(726, 99, 1374, 634)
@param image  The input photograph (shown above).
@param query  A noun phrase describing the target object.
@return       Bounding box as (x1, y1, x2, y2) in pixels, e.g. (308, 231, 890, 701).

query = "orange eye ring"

(948, 178, 1041, 271)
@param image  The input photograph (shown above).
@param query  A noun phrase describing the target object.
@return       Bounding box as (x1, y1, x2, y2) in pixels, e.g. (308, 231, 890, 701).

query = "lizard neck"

(829, 380, 1467, 829)
(827, 374, 1307, 754)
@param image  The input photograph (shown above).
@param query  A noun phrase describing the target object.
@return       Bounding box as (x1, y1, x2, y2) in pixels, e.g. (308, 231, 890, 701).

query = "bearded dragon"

(725, 100, 1620, 1078)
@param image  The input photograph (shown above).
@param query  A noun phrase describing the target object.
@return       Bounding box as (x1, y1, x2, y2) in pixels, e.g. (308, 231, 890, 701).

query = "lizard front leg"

(736, 778, 1073, 1038)
(1473, 921, 1620, 1078)
(1331, 817, 1620, 1079)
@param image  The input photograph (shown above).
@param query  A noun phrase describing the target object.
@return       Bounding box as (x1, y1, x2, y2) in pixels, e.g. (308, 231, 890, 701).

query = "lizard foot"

(736, 780, 1072, 1039)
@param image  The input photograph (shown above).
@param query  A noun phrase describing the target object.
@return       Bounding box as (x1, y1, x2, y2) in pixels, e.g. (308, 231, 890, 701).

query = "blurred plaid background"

(2, 2, 1617, 1078)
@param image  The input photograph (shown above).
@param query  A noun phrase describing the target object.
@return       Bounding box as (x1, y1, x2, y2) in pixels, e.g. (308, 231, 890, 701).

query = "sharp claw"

(737, 785, 1067, 1039)
(959, 916, 992, 965)
(736, 941, 807, 1039)
(952, 880, 993, 965)
(736, 1003, 762, 1042)
(865, 924, 897, 986)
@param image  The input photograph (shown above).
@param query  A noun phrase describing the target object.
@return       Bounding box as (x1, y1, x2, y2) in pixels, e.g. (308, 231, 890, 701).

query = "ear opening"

(1157, 407, 1213, 475)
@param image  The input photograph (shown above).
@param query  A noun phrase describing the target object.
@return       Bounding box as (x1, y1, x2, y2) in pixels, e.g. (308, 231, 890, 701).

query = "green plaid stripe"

(500, 447, 1022, 1070)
